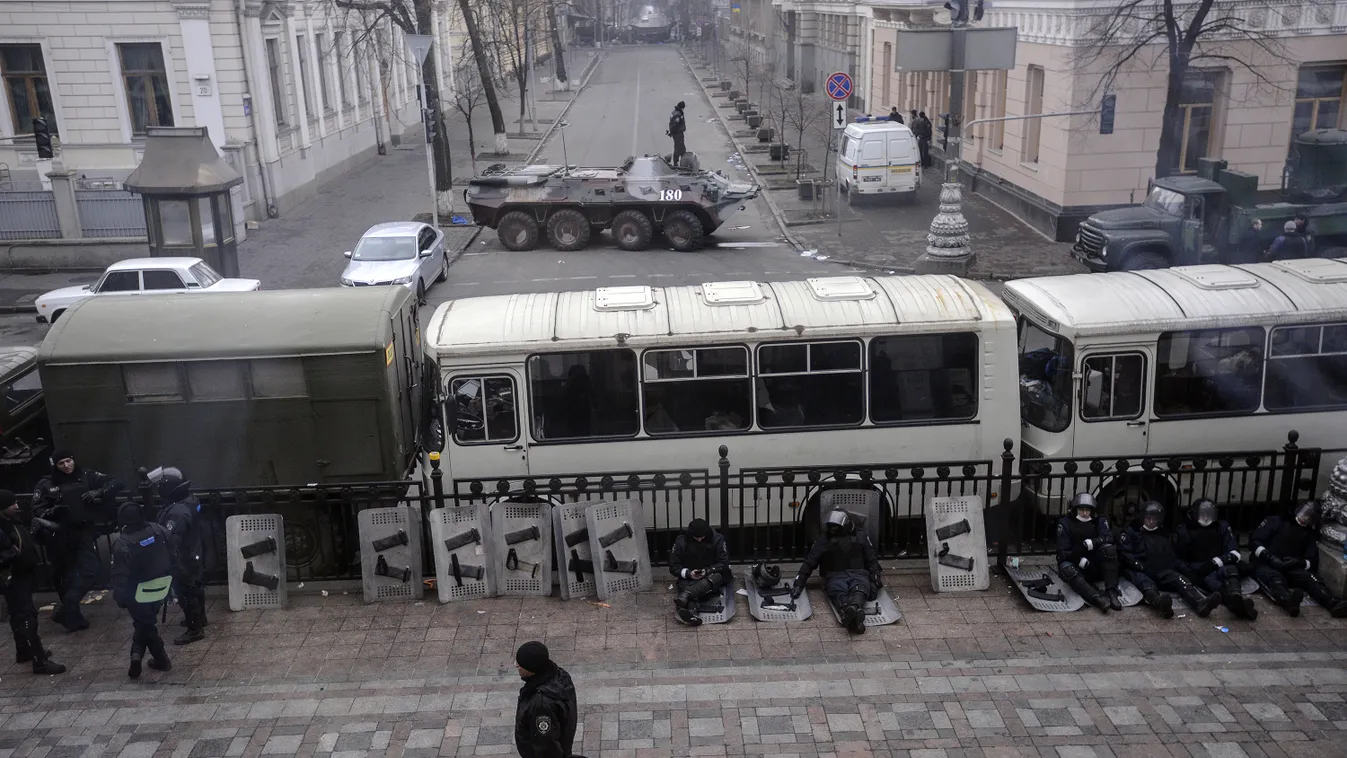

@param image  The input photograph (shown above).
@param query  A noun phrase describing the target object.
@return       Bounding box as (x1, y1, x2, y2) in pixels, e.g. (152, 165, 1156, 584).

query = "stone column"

(46, 169, 83, 239)
(174, 1, 227, 150)
(327, 18, 345, 131)
(284, 8, 312, 149)
(305, 20, 326, 139)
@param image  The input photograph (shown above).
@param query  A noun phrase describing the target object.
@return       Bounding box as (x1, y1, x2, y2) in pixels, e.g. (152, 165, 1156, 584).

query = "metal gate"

(75, 190, 147, 237)
(0, 190, 60, 240)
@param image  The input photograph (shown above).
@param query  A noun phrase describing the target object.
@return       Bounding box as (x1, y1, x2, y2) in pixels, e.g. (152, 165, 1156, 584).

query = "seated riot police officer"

(1251, 500, 1347, 618)
(111, 502, 174, 678)
(1120, 501, 1221, 617)
(1055, 493, 1122, 613)
(1175, 498, 1257, 620)
(669, 518, 731, 626)
(793, 510, 882, 634)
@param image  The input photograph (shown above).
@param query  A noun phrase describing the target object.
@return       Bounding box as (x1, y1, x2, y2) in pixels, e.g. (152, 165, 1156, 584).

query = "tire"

(662, 209, 705, 252)
(49, 310, 63, 324)
(1120, 251, 1168, 271)
(497, 210, 540, 251)
(612, 209, 654, 251)
(546, 208, 591, 252)
(435, 252, 449, 282)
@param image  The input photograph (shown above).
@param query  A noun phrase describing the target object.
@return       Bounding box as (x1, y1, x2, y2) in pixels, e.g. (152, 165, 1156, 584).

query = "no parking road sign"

(826, 72, 852, 101)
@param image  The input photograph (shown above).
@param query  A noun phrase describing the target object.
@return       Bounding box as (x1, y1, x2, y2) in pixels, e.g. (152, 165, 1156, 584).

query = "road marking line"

(568, 276, 599, 280)
(632, 65, 641, 156)
(609, 274, 637, 278)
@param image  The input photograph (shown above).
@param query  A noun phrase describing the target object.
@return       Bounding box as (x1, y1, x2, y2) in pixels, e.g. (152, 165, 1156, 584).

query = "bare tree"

(783, 81, 830, 182)
(484, 0, 548, 137)
(449, 39, 489, 173)
(1073, 0, 1304, 179)
(458, 0, 510, 154)
(548, 0, 568, 91)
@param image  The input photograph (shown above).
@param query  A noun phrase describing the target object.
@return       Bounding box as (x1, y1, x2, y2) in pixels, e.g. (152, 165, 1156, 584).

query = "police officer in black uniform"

(793, 509, 882, 634)
(669, 518, 731, 626)
(1119, 501, 1222, 617)
(667, 101, 687, 167)
(0, 490, 66, 675)
(110, 501, 174, 678)
(1251, 500, 1347, 618)
(31, 449, 123, 632)
(1055, 493, 1122, 613)
(514, 641, 580, 758)
(146, 466, 207, 644)
(1175, 498, 1257, 620)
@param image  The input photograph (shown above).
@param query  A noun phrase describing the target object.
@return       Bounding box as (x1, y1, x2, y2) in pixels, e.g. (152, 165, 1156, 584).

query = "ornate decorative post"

(916, 163, 975, 273)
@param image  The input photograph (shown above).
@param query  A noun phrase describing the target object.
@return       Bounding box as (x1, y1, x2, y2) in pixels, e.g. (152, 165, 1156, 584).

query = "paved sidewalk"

(3, 568, 1346, 757)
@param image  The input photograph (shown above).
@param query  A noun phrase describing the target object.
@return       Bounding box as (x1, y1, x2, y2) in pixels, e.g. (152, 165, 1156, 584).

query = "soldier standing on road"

(514, 641, 582, 758)
(0, 490, 67, 675)
(915, 112, 934, 168)
(667, 101, 687, 168)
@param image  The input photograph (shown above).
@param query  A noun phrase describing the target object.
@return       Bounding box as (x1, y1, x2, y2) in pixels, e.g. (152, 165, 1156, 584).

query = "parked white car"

(35, 257, 261, 324)
(339, 222, 449, 304)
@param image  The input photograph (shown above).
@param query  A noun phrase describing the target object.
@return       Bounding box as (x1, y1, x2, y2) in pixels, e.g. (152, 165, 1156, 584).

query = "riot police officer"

(793, 509, 882, 634)
(1120, 501, 1222, 617)
(1251, 500, 1347, 618)
(0, 490, 66, 675)
(110, 502, 174, 677)
(514, 641, 580, 758)
(1175, 498, 1257, 620)
(31, 449, 123, 632)
(669, 518, 731, 626)
(1055, 493, 1122, 613)
(146, 466, 207, 644)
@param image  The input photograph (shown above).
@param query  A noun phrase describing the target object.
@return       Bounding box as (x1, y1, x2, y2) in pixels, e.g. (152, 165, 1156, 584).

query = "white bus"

(424, 275, 1020, 528)
(1004, 258, 1347, 510)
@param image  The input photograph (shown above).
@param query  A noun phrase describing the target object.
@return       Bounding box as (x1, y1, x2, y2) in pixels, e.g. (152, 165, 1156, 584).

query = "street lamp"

(404, 33, 438, 230)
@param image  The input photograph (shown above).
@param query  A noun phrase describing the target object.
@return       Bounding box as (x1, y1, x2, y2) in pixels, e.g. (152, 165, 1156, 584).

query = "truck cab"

(1072, 176, 1229, 272)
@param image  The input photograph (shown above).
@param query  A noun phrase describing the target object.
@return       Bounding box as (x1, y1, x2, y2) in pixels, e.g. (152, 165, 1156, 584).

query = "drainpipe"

(235, 0, 279, 218)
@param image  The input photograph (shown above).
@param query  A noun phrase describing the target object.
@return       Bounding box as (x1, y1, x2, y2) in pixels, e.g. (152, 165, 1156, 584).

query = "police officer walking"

(32, 449, 123, 632)
(0, 490, 66, 675)
(667, 101, 687, 167)
(147, 466, 207, 644)
(110, 502, 174, 677)
(514, 641, 581, 758)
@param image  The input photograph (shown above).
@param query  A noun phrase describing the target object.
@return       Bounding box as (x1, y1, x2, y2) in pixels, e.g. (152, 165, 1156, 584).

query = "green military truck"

(1072, 128, 1347, 271)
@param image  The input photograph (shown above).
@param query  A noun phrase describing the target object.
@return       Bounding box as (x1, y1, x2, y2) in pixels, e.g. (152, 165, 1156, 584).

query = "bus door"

(443, 368, 529, 479)
(1075, 348, 1151, 459)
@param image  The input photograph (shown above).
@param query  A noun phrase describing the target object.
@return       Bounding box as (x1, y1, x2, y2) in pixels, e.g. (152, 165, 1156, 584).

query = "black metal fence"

(18, 432, 1323, 589)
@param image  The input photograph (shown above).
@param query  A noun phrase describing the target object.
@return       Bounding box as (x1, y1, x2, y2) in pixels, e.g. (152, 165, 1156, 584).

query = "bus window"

(451, 376, 518, 444)
(1081, 353, 1145, 420)
(1264, 323, 1347, 411)
(868, 333, 978, 423)
(642, 347, 751, 434)
(1018, 319, 1073, 432)
(528, 349, 639, 440)
(1154, 327, 1264, 417)
(757, 341, 863, 428)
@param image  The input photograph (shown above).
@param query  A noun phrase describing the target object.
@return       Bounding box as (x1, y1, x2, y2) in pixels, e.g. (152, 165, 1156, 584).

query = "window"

(334, 32, 349, 108)
(528, 350, 639, 440)
(1081, 353, 1145, 420)
(1264, 323, 1347, 411)
(266, 38, 286, 126)
(641, 347, 751, 435)
(97, 270, 140, 292)
(757, 341, 863, 428)
(296, 35, 314, 116)
(2, 369, 42, 414)
(451, 376, 518, 443)
(417, 228, 436, 253)
(315, 33, 331, 112)
(861, 139, 883, 161)
(142, 270, 185, 290)
(188, 262, 221, 288)
(125, 364, 183, 403)
(1, 44, 56, 136)
(250, 358, 307, 398)
(117, 43, 173, 134)
(1178, 70, 1221, 173)
(1155, 327, 1264, 417)
(1292, 65, 1344, 140)
(158, 199, 193, 246)
(1018, 318, 1073, 432)
(869, 333, 978, 423)
(992, 70, 1007, 150)
(1022, 65, 1044, 163)
(187, 361, 246, 401)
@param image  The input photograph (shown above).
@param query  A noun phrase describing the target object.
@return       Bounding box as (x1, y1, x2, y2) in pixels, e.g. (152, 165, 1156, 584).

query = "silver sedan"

(340, 221, 449, 303)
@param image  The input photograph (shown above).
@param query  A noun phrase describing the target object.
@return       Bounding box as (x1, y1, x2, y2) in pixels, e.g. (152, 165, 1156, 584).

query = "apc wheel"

(1121, 251, 1168, 271)
(612, 209, 654, 251)
(546, 208, 591, 252)
(662, 209, 705, 252)
(497, 211, 540, 251)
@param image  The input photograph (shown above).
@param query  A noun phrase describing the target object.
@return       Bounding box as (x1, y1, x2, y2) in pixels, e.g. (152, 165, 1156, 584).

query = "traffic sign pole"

(825, 72, 852, 238)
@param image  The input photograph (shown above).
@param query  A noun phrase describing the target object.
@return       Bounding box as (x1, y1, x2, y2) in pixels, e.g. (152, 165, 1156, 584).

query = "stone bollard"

(1317, 455, 1347, 597)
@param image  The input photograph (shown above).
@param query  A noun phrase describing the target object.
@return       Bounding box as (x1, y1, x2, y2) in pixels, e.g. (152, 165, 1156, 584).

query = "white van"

(837, 118, 921, 200)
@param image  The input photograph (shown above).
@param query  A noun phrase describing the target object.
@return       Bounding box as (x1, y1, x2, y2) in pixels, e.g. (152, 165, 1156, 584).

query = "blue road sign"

(826, 72, 853, 101)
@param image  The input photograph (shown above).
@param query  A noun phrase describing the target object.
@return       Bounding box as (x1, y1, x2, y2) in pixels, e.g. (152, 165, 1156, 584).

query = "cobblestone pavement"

(3, 569, 1346, 757)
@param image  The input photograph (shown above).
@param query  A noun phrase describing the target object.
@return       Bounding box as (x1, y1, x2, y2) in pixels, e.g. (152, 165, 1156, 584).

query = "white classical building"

(0, 0, 464, 228)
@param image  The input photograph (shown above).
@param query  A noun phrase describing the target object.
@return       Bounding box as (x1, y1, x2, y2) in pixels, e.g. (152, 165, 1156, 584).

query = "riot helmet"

(1071, 492, 1097, 522)
(1141, 501, 1164, 532)
(825, 509, 852, 537)
(146, 466, 191, 503)
(1192, 498, 1217, 527)
(118, 501, 147, 529)
(1295, 500, 1320, 528)
(751, 562, 781, 590)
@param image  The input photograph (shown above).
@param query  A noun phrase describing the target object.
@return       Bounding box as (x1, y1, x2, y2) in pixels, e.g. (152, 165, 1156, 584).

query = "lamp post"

(405, 34, 438, 229)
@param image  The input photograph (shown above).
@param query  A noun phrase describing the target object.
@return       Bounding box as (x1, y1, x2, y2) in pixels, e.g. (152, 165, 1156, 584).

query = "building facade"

(0, 0, 462, 231)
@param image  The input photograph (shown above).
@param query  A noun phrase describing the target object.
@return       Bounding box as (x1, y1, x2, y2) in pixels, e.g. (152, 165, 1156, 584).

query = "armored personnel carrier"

(464, 154, 759, 252)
